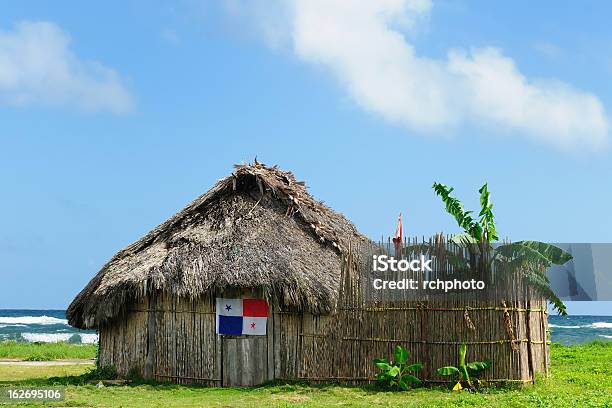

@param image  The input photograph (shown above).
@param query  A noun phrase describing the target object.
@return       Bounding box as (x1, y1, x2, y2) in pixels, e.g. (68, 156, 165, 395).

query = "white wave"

(79, 333, 99, 344)
(549, 324, 582, 329)
(20, 332, 98, 344)
(21, 333, 74, 342)
(598, 335, 612, 339)
(0, 324, 28, 328)
(592, 322, 612, 329)
(0, 316, 67, 325)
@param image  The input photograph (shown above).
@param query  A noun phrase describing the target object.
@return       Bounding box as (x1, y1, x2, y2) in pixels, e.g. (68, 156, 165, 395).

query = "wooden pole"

(144, 291, 157, 380)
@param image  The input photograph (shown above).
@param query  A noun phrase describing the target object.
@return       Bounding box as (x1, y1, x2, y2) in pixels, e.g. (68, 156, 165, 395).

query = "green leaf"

(433, 182, 482, 241)
(404, 374, 422, 385)
(516, 241, 572, 265)
(394, 345, 409, 365)
(437, 366, 460, 376)
(478, 183, 498, 242)
(494, 241, 569, 315)
(376, 363, 393, 371)
(459, 344, 467, 367)
(398, 380, 409, 391)
(450, 233, 478, 246)
(406, 363, 423, 372)
(373, 358, 392, 371)
(496, 242, 572, 267)
(496, 243, 552, 267)
(467, 361, 491, 372)
(388, 366, 400, 377)
(524, 270, 568, 315)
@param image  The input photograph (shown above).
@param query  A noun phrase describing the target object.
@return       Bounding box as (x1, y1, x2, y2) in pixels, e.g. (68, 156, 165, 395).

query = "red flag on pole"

(392, 213, 403, 256)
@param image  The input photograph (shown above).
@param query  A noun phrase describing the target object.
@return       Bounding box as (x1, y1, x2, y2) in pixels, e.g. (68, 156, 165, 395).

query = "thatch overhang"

(67, 161, 370, 329)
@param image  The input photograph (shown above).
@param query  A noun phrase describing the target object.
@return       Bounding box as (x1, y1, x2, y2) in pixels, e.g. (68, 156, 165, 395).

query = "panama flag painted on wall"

(215, 298, 269, 336)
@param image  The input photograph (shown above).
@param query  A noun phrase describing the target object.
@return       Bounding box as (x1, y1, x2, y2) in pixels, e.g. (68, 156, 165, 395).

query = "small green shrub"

(373, 345, 423, 390)
(126, 366, 144, 382)
(437, 343, 491, 391)
(86, 365, 118, 381)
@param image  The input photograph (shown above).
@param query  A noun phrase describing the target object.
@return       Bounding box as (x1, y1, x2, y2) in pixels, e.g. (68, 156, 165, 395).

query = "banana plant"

(373, 345, 423, 390)
(437, 343, 491, 391)
(432, 182, 571, 315)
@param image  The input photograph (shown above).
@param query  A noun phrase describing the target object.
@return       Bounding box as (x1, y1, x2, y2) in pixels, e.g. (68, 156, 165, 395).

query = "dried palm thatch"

(67, 161, 370, 329)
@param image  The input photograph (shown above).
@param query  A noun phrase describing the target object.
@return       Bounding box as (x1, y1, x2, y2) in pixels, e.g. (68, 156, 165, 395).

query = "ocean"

(548, 315, 612, 345)
(0, 310, 97, 344)
(0, 310, 610, 346)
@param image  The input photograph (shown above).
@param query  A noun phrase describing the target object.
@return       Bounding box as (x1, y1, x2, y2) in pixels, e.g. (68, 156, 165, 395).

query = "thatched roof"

(67, 161, 370, 329)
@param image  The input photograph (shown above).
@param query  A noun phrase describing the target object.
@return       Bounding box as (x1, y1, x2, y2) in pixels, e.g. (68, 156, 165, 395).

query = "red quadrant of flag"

(242, 299, 268, 317)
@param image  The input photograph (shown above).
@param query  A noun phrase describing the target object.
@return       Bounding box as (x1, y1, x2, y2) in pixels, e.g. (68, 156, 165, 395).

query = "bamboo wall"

(100, 293, 222, 385)
(98, 239, 550, 386)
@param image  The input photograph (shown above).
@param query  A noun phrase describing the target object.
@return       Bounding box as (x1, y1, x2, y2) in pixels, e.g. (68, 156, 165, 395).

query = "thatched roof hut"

(68, 161, 369, 330)
(68, 161, 549, 387)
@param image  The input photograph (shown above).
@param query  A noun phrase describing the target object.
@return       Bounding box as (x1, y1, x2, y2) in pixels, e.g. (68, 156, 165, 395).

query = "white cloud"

(447, 48, 608, 149)
(0, 21, 133, 113)
(230, 0, 609, 150)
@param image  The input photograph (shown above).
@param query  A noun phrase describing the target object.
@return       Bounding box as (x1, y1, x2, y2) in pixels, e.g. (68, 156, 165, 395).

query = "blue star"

(225, 304, 232, 312)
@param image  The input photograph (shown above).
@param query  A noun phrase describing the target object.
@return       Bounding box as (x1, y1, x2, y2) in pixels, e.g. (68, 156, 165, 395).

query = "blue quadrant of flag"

(217, 315, 243, 335)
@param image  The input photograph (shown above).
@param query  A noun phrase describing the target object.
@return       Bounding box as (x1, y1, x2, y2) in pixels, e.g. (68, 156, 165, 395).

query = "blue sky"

(1, 1, 611, 314)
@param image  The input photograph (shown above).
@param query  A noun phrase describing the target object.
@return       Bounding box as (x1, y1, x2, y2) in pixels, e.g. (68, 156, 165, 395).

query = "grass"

(0, 365, 91, 382)
(0, 342, 610, 407)
(0, 341, 97, 361)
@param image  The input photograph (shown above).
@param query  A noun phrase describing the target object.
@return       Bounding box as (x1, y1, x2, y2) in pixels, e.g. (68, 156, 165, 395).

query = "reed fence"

(98, 236, 549, 386)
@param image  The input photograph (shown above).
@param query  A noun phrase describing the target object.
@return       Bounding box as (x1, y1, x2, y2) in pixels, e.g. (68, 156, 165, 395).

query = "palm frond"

(514, 241, 572, 265)
(433, 183, 482, 241)
(449, 233, 478, 246)
(495, 243, 553, 267)
(496, 241, 572, 267)
(478, 183, 498, 241)
(524, 269, 567, 315)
